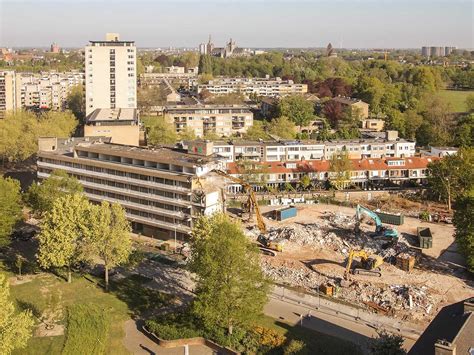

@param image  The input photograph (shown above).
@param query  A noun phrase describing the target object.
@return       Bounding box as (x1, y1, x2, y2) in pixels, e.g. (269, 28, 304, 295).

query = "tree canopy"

(277, 95, 315, 127)
(0, 274, 35, 354)
(0, 111, 77, 163)
(189, 214, 270, 335)
(37, 194, 93, 283)
(26, 170, 83, 215)
(0, 176, 23, 247)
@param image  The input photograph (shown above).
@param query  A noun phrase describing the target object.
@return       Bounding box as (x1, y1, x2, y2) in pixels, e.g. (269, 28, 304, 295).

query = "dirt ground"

(255, 203, 473, 327)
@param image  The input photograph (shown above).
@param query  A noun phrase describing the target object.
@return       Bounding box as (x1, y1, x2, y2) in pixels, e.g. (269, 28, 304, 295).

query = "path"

(123, 319, 214, 355)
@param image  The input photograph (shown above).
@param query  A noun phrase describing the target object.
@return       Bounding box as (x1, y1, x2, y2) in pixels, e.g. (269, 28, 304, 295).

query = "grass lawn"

(259, 315, 364, 355)
(10, 273, 130, 355)
(439, 89, 474, 112)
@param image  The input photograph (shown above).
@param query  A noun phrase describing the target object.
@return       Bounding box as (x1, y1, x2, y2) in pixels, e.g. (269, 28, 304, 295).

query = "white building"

(85, 33, 137, 115)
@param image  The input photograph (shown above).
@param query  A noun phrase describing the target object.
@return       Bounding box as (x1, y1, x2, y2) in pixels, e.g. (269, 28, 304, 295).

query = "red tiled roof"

(226, 157, 439, 175)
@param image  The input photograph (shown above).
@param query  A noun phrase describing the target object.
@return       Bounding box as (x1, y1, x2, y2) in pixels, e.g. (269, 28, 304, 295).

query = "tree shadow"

(271, 319, 367, 355)
(301, 258, 345, 273)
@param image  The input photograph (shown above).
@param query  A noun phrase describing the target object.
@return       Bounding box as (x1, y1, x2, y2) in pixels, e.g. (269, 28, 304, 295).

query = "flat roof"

(86, 108, 138, 123)
(75, 142, 221, 166)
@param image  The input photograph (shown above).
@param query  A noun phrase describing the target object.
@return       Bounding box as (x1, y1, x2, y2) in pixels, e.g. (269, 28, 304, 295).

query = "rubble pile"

(261, 259, 326, 288)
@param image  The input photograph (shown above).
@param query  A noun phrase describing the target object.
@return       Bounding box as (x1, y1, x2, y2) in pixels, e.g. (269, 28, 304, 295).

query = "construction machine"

(345, 249, 384, 277)
(212, 169, 284, 252)
(355, 205, 398, 240)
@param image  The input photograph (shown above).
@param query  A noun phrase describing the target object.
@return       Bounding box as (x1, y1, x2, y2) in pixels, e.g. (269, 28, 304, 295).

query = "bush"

(145, 321, 201, 340)
(419, 211, 430, 221)
(62, 304, 110, 355)
(284, 339, 307, 355)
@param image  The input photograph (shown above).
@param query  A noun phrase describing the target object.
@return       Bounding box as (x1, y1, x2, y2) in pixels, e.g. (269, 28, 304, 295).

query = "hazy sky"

(0, 0, 473, 48)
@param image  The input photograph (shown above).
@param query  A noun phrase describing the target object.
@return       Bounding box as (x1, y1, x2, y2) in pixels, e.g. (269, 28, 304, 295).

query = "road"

(266, 287, 418, 353)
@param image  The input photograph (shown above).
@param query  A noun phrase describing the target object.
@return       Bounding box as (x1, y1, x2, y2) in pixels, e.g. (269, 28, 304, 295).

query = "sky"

(0, 0, 473, 49)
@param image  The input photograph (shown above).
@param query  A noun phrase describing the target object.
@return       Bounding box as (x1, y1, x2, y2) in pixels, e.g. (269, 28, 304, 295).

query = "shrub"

(62, 304, 110, 355)
(145, 321, 201, 340)
(284, 339, 308, 355)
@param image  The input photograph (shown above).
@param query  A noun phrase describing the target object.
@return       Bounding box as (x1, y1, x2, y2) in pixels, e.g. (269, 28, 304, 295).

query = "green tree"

(146, 117, 178, 145)
(179, 127, 197, 141)
(369, 331, 406, 355)
(329, 151, 352, 190)
(453, 193, 474, 272)
(298, 175, 312, 191)
(0, 274, 34, 354)
(189, 214, 270, 335)
(268, 116, 297, 139)
(244, 121, 269, 140)
(416, 95, 454, 147)
(89, 202, 132, 291)
(466, 94, 474, 112)
(37, 194, 93, 283)
(26, 170, 83, 214)
(198, 55, 213, 75)
(277, 95, 315, 128)
(66, 84, 85, 121)
(0, 177, 22, 247)
(453, 113, 473, 147)
(0, 111, 77, 164)
(427, 148, 474, 210)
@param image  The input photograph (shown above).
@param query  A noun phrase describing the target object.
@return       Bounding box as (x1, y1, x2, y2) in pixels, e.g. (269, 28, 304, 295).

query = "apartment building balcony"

(122, 211, 191, 234)
(83, 191, 188, 220)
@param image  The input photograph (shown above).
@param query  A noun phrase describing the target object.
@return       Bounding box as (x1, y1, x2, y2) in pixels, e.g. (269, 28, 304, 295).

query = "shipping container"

(274, 207, 297, 221)
(417, 227, 433, 249)
(375, 211, 405, 225)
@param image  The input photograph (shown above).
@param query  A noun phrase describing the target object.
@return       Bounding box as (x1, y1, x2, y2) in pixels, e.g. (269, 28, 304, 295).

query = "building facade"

(225, 156, 437, 192)
(0, 70, 21, 118)
(37, 137, 227, 239)
(331, 96, 370, 119)
(197, 76, 308, 97)
(85, 33, 137, 115)
(84, 108, 140, 146)
(163, 105, 254, 137)
(191, 133, 416, 164)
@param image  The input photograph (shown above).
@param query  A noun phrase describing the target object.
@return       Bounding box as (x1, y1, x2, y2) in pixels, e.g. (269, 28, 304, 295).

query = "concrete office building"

(84, 108, 140, 146)
(85, 33, 137, 115)
(0, 70, 21, 118)
(37, 137, 226, 239)
(197, 76, 308, 97)
(163, 104, 254, 137)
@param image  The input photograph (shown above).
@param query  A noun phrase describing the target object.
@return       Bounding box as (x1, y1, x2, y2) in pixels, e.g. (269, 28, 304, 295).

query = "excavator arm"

(212, 169, 267, 234)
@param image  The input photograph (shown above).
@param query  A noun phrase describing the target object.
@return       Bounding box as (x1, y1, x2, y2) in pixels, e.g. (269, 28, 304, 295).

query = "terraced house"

(37, 138, 226, 239)
(225, 156, 438, 192)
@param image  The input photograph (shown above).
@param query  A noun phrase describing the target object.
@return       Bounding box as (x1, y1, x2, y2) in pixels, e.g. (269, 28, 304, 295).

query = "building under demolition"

(37, 137, 227, 239)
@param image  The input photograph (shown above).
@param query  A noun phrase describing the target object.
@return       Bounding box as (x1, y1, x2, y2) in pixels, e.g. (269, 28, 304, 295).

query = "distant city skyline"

(0, 0, 472, 49)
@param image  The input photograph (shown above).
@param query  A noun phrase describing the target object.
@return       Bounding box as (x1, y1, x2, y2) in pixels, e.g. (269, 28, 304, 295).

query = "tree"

(268, 116, 297, 139)
(0, 111, 77, 164)
(244, 121, 269, 140)
(37, 194, 93, 283)
(277, 95, 315, 128)
(369, 331, 406, 355)
(0, 274, 34, 354)
(427, 148, 474, 210)
(146, 117, 178, 145)
(453, 113, 473, 147)
(416, 95, 454, 147)
(189, 214, 270, 335)
(298, 175, 312, 191)
(323, 100, 344, 128)
(453, 193, 474, 272)
(329, 151, 352, 190)
(198, 55, 213, 75)
(466, 94, 474, 112)
(66, 84, 85, 121)
(0, 176, 22, 247)
(89, 202, 132, 291)
(179, 127, 196, 141)
(26, 170, 83, 214)
(137, 86, 166, 113)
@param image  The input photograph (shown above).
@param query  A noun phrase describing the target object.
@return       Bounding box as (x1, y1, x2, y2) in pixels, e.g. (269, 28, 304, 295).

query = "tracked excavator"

(355, 205, 398, 240)
(212, 169, 284, 253)
(345, 249, 384, 278)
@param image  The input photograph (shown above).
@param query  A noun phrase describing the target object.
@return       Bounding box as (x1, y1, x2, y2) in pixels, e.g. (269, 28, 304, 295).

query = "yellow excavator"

(345, 249, 384, 278)
(212, 169, 284, 252)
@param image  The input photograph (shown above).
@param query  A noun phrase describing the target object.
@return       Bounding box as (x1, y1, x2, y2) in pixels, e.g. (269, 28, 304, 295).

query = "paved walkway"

(122, 319, 214, 355)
